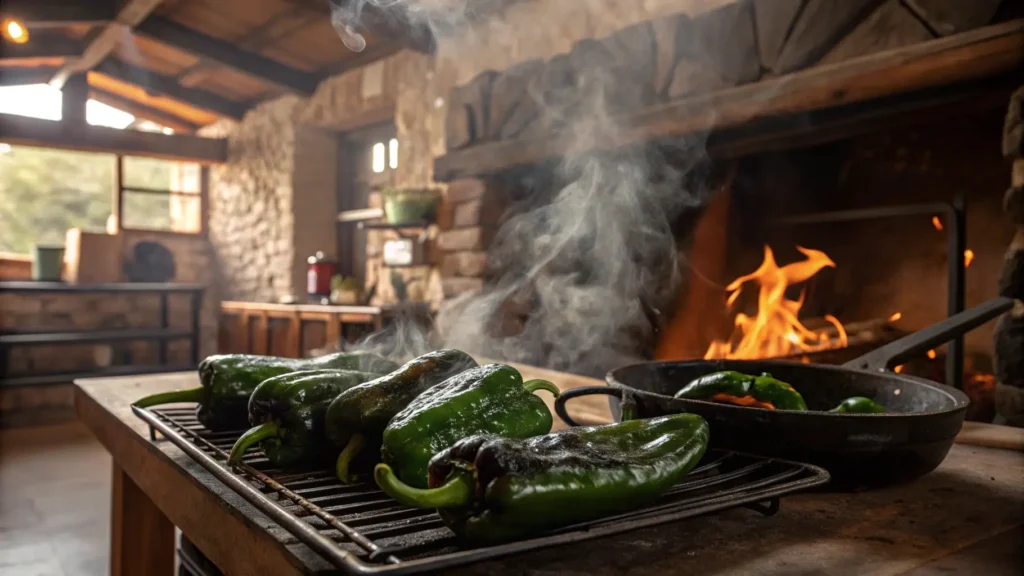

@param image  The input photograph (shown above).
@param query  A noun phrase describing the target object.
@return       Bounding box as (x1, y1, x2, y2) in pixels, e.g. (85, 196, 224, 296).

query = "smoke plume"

(336, 1, 715, 376)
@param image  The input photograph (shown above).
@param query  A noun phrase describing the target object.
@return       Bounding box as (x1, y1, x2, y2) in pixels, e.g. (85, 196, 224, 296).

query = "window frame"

(112, 155, 209, 236)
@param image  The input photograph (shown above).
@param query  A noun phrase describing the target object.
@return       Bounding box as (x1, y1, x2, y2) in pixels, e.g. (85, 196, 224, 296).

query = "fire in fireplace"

(700, 245, 848, 360)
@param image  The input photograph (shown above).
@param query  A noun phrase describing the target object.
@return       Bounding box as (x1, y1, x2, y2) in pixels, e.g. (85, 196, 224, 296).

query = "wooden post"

(61, 73, 89, 125)
(110, 463, 175, 576)
(112, 155, 124, 233)
(325, 312, 341, 348)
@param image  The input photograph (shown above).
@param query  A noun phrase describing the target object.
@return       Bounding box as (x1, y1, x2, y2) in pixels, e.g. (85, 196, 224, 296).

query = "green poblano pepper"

(378, 364, 560, 488)
(226, 369, 379, 468)
(830, 396, 885, 413)
(326, 349, 479, 483)
(674, 370, 808, 411)
(133, 351, 398, 431)
(374, 413, 710, 544)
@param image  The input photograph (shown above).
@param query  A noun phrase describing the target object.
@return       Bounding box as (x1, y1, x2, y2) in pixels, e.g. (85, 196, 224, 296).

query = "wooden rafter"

(0, 32, 83, 60)
(49, 0, 164, 89)
(95, 58, 247, 120)
(0, 113, 227, 163)
(0, 66, 60, 86)
(175, 6, 322, 88)
(88, 87, 200, 134)
(134, 16, 322, 96)
(0, 0, 117, 26)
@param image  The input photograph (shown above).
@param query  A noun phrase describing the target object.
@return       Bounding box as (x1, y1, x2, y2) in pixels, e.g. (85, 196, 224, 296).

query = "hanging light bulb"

(2, 18, 29, 44)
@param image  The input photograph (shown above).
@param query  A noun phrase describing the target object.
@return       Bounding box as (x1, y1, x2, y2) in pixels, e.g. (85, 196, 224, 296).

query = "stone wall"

(996, 87, 1024, 426)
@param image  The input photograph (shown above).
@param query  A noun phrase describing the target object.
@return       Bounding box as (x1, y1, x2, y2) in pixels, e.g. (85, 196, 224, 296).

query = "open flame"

(704, 246, 847, 360)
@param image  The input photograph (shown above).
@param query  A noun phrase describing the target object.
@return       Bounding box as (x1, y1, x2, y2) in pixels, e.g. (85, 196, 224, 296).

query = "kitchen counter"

(75, 366, 1024, 576)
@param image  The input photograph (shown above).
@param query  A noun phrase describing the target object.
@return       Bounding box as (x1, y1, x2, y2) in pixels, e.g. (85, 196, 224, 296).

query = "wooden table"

(75, 367, 1024, 576)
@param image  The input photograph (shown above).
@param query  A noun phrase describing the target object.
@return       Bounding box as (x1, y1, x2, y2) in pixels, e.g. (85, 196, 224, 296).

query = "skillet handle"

(844, 297, 1015, 372)
(554, 386, 630, 427)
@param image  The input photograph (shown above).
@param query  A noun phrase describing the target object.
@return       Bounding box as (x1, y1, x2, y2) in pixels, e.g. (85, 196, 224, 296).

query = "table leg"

(110, 463, 175, 576)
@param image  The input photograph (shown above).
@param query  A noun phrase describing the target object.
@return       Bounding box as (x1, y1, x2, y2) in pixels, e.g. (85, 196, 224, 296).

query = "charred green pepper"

(379, 364, 560, 488)
(830, 396, 885, 413)
(326, 349, 478, 483)
(226, 369, 379, 467)
(674, 370, 808, 411)
(374, 412, 710, 544)
(133, 351, 398, 431)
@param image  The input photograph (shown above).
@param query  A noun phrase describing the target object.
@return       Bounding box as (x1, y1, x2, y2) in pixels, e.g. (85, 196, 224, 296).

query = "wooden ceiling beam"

(176, 6, 321, 88)
(0, 66, 60, 86)
(0, 33, 83, 60)
(135, 16, 322, 96)
(49, 0, 165, 89)
(88, 87, 200, 134)
(0, 112, 227, 163)
(95, 58, 247, 120)
(0, 0, 117, 26)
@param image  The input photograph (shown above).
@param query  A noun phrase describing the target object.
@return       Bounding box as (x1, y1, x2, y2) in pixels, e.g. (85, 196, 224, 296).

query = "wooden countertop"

(75, 367, 1024, 576)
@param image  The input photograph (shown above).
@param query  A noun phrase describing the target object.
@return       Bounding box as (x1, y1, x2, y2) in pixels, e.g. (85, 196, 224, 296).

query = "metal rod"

(771, 200, 970, 386)
(159, 293, 169, 365)
(946, 194, 966, 389)
(190, 290, 203, 366)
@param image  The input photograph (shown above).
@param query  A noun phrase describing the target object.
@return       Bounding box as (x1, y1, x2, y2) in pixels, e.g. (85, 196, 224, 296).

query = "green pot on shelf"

(381, 189, 439, 225)
(32, 245, 65, 282)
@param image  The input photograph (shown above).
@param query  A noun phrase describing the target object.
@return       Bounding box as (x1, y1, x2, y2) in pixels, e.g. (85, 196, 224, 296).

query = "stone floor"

(0, 422, 111, 576)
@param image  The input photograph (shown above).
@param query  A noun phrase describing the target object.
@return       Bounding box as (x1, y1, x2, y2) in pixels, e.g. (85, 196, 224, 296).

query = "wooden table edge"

(74, 383, 315, 576)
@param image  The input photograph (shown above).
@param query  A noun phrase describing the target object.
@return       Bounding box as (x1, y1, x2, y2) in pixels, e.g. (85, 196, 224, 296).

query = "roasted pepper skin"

(374, 413, 710, 544)
(830, 396, 885, 413)
(380, 364, 559, 488)
(133, 352, 398, 431)
(674, 370, 808, 411)
(226, 369, 379, 467)
(326, 349, 479, 482)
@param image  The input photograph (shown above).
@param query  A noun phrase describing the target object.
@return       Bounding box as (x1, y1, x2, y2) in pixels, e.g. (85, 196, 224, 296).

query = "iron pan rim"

(605, 358, 970, 418)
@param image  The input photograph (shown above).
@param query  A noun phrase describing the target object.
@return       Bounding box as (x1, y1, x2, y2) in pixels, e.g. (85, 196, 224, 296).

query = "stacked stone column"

(995, 87, 1024, 427)
(436, 178, 506, 299)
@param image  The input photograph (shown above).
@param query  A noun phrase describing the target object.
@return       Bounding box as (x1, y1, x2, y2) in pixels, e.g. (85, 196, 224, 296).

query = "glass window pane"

(372, 142, 385, 173)
(122, 156, 174, 190)
(0, 145, 113, 254)
(121, 191, 172, 231)
(388, 138, 398, 170)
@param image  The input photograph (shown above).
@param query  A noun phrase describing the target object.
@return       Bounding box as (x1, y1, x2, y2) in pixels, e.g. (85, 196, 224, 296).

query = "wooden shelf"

(433, 20, 1024, 181)
(0, 328, 193, 347)
(337, 208, 385, 223)
(0, 281, 205, 294)
(1, 364, 196, 388)
(356, 221, 431, 231)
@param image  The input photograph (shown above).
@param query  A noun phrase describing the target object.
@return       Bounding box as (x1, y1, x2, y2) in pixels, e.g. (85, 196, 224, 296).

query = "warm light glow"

(704, 246, 846, 360)
(3, 19, 28, 44)
(894, 365, 904, 373)
(371, 142, 385, 173)
(964, 249, 975, 268)
(889, 312, 902, 322)
(927, 349, 937, 359)
(388, 138, 398, 169)
(931, 216, 943, 231)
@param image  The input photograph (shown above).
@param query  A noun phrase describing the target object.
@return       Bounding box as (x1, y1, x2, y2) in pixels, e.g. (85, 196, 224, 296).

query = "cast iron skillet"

(554, 297, 1015, 489)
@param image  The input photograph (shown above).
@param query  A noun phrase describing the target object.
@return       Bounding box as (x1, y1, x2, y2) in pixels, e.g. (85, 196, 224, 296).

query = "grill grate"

(135, 405, 830, 574)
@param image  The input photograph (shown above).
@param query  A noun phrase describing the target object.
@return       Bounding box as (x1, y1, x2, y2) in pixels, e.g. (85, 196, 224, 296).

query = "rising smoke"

(334, 1, 714, 376)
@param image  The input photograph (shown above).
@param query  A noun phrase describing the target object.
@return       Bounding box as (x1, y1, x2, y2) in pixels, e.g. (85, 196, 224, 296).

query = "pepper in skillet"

(830, 396, 885, 413)
(673, 370, 808, 410)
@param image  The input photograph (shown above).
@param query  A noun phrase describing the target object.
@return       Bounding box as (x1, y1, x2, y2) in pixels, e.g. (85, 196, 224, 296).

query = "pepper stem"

(374, 464, 473, 509)
(133, 387, 204, 408)
(523, 379, 560, 398)
(228, 421, 278, 465)
(335, 434, 366, 484)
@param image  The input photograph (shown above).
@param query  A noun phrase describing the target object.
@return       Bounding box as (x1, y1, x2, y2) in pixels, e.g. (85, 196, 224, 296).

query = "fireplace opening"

(468, 98, 1010, 423)
(654, 105, 1010, 421)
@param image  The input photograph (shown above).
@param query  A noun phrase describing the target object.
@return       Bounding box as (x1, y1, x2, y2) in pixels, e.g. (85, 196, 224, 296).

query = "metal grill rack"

(135, 405, 830, 575)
